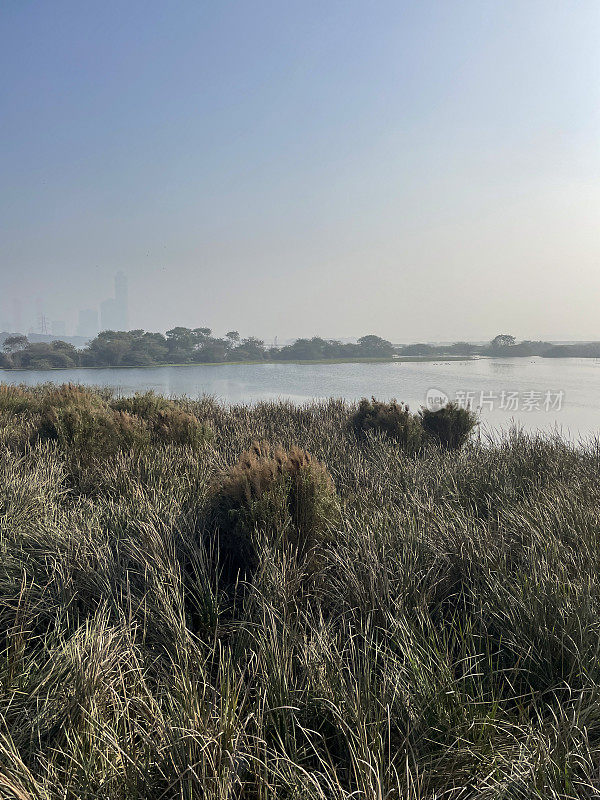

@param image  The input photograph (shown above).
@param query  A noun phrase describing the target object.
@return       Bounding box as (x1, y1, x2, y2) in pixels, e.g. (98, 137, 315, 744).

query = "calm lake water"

(2, 357, 600, 439)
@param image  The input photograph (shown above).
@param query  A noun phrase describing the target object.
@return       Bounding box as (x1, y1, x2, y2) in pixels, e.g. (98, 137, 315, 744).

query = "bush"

(38, 383, 108, 412)
(352, 397, 424, 451)
(208, 441, 339, 579)
(38, 400, 149, 460)
(111, 392, 210, 448)
(0, 384, 37, 415)
(111, 390, 172, 419)
(35, 386, 144, 457)
(419, 402, 478, 450)
(0, 385, 211, 458)
(0, 384, 122, 455)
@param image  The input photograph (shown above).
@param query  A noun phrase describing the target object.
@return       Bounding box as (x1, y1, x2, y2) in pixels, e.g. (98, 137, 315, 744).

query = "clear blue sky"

(1, 0, 599, 340)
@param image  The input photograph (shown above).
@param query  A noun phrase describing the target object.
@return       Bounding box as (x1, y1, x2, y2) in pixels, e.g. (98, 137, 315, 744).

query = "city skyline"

(1, 271, 128, 339)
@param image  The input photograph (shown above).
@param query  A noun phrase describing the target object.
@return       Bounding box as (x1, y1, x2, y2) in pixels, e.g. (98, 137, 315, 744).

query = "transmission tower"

(37, 312, 49, 335)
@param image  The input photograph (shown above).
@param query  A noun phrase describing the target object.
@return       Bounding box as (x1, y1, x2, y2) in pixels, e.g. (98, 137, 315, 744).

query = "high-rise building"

(77, 308, 98, 339)
(100, 272, 128, 331)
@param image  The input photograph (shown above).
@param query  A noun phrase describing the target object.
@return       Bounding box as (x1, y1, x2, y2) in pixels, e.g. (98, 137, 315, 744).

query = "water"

(2, 357, 600, 439)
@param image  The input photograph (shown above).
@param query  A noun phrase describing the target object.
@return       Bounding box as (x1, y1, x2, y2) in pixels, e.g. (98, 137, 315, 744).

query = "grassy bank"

(1, 385, 600, 798)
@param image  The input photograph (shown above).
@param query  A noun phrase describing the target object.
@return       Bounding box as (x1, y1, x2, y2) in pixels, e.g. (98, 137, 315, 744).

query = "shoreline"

(0, 355, 476, 372)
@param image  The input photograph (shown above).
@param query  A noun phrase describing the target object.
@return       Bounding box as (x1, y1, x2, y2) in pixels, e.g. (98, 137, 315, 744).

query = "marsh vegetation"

(0, 384, 599, 798)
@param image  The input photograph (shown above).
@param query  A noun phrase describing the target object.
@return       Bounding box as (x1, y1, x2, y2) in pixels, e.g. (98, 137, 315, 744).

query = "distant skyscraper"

(77, 308, 98, 338)
(100, 272, 128, 331)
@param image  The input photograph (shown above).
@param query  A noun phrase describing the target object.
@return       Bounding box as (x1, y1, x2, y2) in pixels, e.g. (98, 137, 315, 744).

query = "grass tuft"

(419, 401, 479, 450)
(351, 396, 424, 451)
(111, 391, 211, 448)
(208, 440, 339, 579)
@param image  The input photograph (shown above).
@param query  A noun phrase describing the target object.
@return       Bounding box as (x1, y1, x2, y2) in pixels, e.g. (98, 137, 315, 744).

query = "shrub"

(419, 402, 478, 450)
(38, 398, 149, 460)
(352, 397, 424, 451)
(0, 383, 87, 416)
(0, 384, 37, 415)
(111, 390, 172, 419)
(40, 383, 108, 411)
(111, 392, 210, 448)
(208, 441, 339, 578)
(153, 405, 211, 447)
(0, 384, 125, 455)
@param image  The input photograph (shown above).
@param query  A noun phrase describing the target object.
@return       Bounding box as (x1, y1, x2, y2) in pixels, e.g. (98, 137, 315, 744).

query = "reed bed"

(0, 384, 599, 799)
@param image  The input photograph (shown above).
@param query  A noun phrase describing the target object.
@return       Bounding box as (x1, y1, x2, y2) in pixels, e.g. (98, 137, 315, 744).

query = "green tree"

(357, 335, 394, 358)
(123, 332, 168, 366)
(83, 331, 133, 366)
(231, 337, 265, 361)
(401, 343, 434, 356)
(447, 342, 480, 355)
(491, 334, 516, 350)
(194, 339, 228, 363)
(166, 327, 196, 362)
(2, 335, 28, 354)
(193, 327, 212, 339)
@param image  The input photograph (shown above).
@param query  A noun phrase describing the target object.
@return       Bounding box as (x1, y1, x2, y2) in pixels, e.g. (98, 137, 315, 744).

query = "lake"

(2, 357, 600, 439)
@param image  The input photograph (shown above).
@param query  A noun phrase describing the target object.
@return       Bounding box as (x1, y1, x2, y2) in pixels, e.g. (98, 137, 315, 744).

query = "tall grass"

(0, 384, 599, 798)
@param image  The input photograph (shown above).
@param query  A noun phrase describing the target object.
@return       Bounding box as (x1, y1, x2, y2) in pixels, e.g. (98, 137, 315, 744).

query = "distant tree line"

(0, 329, 395, 369)
(0, 329, 596, 370)
(400, 335, 557, 358)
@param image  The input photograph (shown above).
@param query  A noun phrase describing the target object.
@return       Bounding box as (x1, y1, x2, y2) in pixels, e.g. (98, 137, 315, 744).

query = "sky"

(1, 0, 599, 342)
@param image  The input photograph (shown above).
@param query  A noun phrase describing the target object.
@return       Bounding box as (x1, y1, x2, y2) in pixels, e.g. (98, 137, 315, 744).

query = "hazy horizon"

(2, 1, 599, 342)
